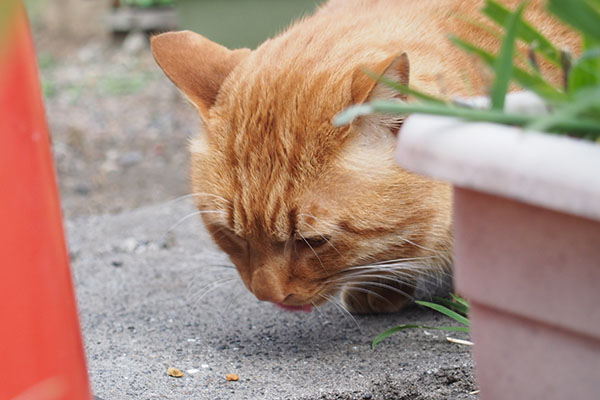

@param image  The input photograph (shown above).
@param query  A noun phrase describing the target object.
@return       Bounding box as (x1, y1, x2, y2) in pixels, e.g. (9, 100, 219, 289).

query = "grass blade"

(362, 69, 446, 104)
(416, 300, 471, 326)
(527, 86, 600, 132)
(360, 99, 600, 136)
(568, 47, 600, 92)
(483, 0, 561, 65)
(547, 0, 600, 42)
(433, 296, 469, 316)
(489, 1, 526, 110)
(450, 36, 566, 102)
(450, 294, 471, 310)
(372, 324, 470, 348)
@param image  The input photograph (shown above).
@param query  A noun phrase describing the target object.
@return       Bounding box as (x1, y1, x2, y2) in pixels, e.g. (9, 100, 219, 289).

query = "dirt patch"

(300, 367, 477, 400)
(41, 46, 196, 218)
(29, 0, 196, 218)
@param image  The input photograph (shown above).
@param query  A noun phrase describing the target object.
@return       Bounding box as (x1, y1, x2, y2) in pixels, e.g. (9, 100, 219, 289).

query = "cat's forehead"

(196, 150, 343, 241)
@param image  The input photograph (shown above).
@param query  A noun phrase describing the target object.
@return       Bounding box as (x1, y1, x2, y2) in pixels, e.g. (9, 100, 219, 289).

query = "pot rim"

(396, 113, 600, 221)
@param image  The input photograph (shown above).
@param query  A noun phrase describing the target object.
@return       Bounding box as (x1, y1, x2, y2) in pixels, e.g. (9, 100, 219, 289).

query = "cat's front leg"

(341, 274, 416, 314)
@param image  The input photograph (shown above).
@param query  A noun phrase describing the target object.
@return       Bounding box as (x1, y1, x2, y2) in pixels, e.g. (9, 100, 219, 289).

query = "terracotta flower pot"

(394, 96, 600, 399)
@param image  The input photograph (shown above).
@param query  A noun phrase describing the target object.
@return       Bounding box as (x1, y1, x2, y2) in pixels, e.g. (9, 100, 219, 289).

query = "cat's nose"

(250, 268, 287, 304)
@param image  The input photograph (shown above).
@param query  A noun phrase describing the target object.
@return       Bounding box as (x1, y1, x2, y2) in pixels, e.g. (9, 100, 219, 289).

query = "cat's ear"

(351, 52, 410, 105)
(151, 31, 250, 120)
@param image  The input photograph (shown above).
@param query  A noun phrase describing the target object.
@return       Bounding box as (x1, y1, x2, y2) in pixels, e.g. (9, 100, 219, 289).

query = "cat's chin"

(275, 303, 312, 313)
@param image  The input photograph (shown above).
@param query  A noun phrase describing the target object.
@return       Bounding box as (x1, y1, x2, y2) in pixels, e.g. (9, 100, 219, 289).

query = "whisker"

(369, 255, 440, 266)
(334, 263, 451, 297)
(202, 263, 236, 270)
(327, 260, 432, 279)
(342, 261, 452, 278)
(167, 209, 228, 233)
(396, 235, 445, 255)
(297, 212, 341, 231)
(343, 280, 415, 300)
(190, 277, 238, 309)
(333, 284, 391, 305)
(297, 231, 327, 273)
(185, 269, 236, 297)
(297, 220, 343, 257)
(329, 273, 419, 289)
(223, 281, 246, 313)
(322, 293, 361, 332)
(165, 192, 231, 206)
(309, 299, 325, 320)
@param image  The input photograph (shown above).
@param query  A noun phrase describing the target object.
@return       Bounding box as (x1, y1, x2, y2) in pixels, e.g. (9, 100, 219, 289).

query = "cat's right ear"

(351, 52, 410, 105)
(151, 31, 250, 121)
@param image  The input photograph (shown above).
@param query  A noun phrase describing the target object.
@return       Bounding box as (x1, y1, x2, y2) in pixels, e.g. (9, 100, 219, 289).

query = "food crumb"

(226, 373, 239, 381)
(168, 367, 184, 378)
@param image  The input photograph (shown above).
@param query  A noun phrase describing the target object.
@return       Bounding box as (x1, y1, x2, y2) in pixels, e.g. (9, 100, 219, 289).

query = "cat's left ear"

(351, 52, 410, 105)
(151, 31, 250, 121)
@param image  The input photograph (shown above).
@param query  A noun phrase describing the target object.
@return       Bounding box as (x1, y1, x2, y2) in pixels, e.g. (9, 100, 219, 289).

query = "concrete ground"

(67, 200, 476, 400)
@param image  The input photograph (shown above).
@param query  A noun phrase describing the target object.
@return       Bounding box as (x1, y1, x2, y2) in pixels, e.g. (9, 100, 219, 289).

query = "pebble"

(121, 237, 138, 253)
(74, 183, 91, 195)
(119, 151, 143, 168)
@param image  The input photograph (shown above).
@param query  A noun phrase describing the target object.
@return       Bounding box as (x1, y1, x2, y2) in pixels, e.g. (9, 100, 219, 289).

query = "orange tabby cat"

(151, 0, 577, 313)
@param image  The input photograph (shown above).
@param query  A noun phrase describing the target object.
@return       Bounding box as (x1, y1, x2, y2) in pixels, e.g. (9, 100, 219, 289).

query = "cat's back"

(246, 0, 577, 98)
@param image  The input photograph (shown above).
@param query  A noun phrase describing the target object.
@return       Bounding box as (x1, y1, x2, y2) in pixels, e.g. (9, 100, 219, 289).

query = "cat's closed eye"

(296, 236, 330, 250)
(212, 226, 247, 254)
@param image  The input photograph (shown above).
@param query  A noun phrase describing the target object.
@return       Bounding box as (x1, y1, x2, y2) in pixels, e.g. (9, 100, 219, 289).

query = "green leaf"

(416, 301, 471, 326)
(372, 324, 470, 348)
(332, 104, 374, 126)
(432, 296, 469, 316)
(367, 100, 534, 124)
(362, 69, 446, 104)
(489, 1, 526, 110)
(362, 100, 600, 136)
(450, 36, 567, 102)
(586, 0, 600, 9)
(483, 0, 561, 65)
(547, 0, 600, 42)
(568, 47, 600, 93)
(527, 86, 600, 132)
(450, 294, 471, 310)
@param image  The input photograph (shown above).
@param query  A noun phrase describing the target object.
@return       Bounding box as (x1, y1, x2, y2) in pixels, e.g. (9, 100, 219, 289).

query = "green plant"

(335, 0, 600, 142)
(122, 0, 174, 8)
(98, 73, 150, 96)
(372, 294, 470, 348)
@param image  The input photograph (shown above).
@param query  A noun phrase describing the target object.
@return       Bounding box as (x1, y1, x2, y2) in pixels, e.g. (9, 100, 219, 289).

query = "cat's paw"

(341, 277, 415, 314)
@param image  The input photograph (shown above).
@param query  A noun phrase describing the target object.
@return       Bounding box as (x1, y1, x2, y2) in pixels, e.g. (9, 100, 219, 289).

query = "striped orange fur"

(152, 0, 577, 313)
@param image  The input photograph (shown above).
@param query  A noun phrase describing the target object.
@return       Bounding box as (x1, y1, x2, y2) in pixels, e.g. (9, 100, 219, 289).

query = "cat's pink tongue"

(276, 303, 312, 312)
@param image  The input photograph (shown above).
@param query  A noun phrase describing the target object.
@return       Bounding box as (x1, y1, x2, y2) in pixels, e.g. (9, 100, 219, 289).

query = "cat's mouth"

(275, 303, 312, 312)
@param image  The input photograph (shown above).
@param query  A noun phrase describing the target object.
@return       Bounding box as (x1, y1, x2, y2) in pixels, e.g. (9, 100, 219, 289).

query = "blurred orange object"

(0, 4, 92, 400)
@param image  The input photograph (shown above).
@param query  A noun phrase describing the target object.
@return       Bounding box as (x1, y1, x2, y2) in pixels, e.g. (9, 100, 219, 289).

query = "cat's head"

(152, 31, 451, 311)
